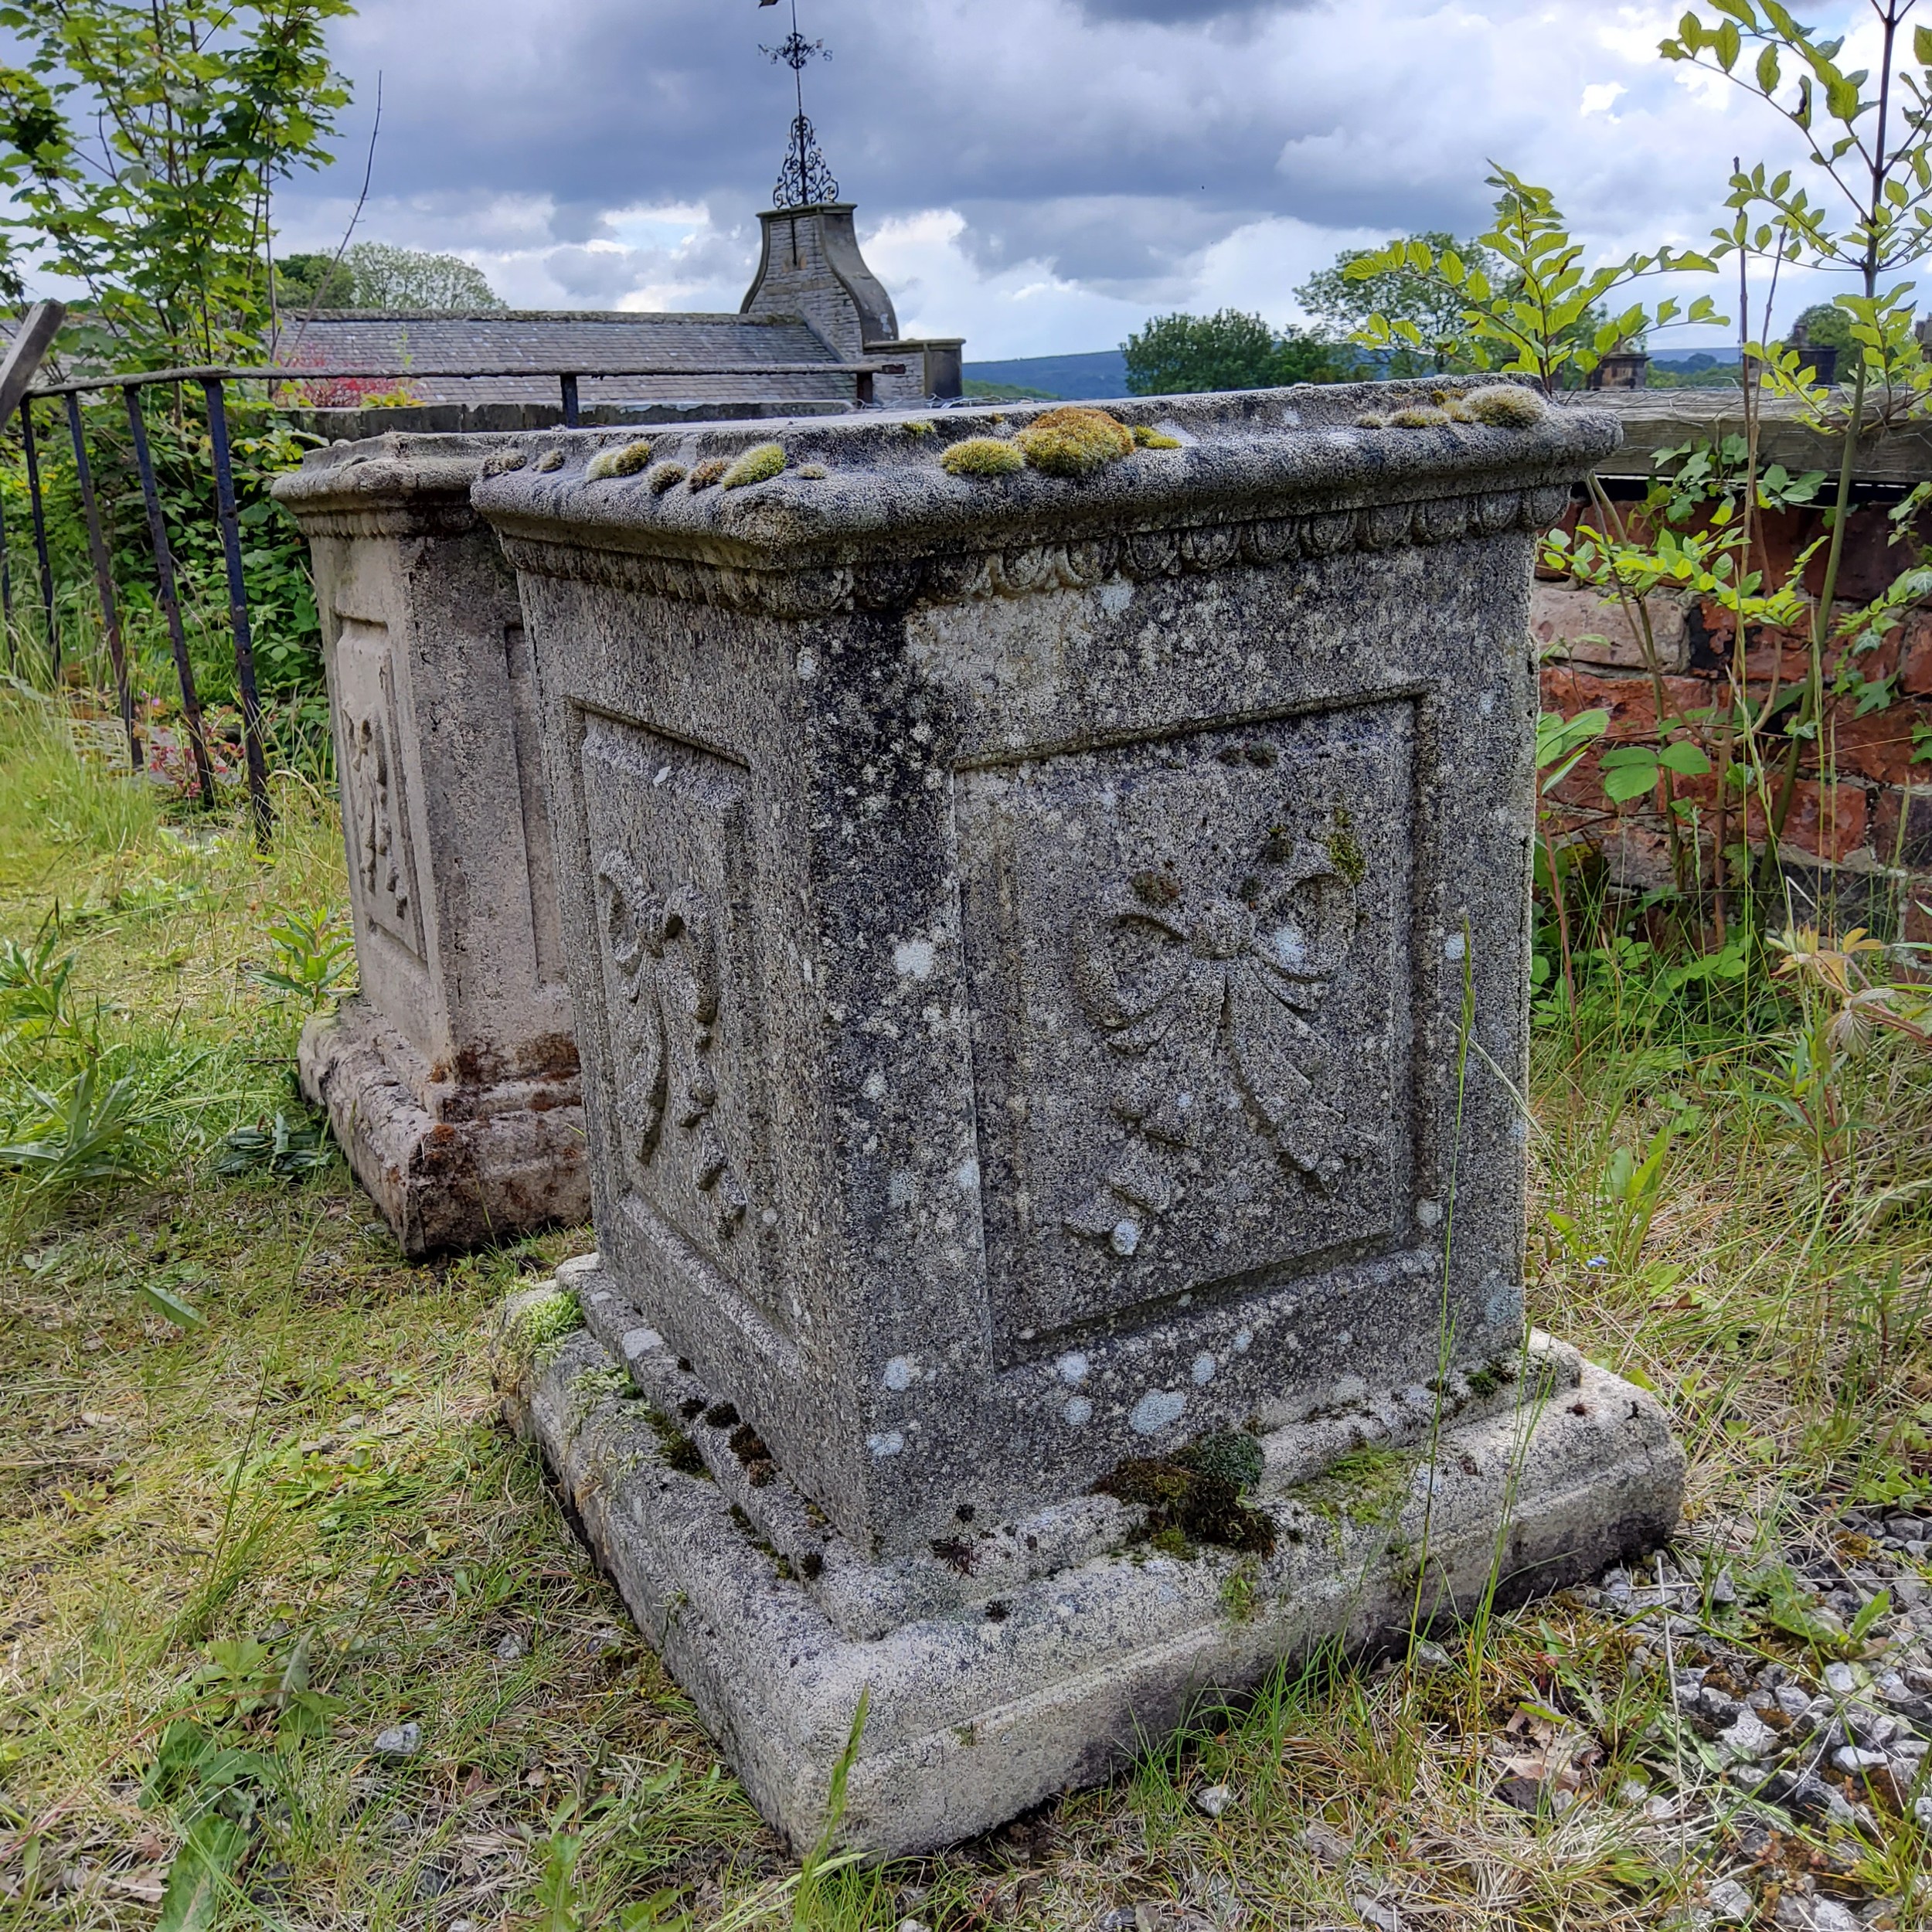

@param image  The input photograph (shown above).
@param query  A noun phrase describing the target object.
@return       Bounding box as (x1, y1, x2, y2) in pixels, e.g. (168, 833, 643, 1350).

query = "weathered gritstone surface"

(495, 1266, 1684, 1855)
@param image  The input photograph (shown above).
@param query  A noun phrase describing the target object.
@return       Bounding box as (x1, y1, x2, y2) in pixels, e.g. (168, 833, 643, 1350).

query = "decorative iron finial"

(760, 0, 838, 209)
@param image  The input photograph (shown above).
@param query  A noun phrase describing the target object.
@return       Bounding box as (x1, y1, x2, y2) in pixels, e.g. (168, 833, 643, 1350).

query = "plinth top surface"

(468, 379, 1619, 568)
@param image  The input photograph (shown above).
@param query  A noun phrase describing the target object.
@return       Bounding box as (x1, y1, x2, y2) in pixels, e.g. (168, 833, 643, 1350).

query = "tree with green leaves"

(335, 241, 503, 311)
(0, 0, 354, 368)
(1294, 233, 1496, 376)
(1123, 308, 1340, 394)
(1343, 169, 1720, 393)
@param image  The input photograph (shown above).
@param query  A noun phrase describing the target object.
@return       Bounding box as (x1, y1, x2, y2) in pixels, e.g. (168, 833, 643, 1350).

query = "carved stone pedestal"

(473, 381, 1680, 1844)
(275, 436, 589, 1254)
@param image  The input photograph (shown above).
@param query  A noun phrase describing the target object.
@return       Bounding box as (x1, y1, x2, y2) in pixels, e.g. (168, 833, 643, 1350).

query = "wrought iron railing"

(2, 304, 904, 845)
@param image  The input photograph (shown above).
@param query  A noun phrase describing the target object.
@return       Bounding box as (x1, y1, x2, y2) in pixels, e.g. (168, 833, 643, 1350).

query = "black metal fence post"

(199, 377, 271, 844)
(19, 398, 59, 685)
(124, 386, 216, 811)
(560, 372, 579, 427)
(0, 489, 13, 677)
(65, 392, 142, 771)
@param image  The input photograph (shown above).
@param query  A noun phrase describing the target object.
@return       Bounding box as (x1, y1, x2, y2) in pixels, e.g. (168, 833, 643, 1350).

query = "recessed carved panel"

(333, 619, 423, 957)
(958, 702, 1414, 1355)
(577, 713, 769, 1306)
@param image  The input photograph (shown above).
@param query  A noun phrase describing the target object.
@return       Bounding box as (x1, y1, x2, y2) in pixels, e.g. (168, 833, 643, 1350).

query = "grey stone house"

(274, 204, 963, 432)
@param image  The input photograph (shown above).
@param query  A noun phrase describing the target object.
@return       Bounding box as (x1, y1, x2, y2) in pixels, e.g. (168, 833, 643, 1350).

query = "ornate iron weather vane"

(759, 0, 838, 210)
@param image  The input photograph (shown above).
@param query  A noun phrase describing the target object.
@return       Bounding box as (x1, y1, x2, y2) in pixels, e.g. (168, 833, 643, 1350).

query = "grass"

(1, 687, 1928, 1928)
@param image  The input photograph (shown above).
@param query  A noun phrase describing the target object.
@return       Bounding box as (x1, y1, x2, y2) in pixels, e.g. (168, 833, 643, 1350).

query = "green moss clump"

(572, 1363, 630, 1400)
(1463, 384, 1546, 428)
(587, 438, 654, 481)
(1015, 405, 1135, 478)
(1326, 804, 1367, 886)
(721, 443, 786, 489)
(1354, 413, 1389, 430)
(1178, 1429, 1267, 1493)
(903, 419, 935, 437)
(514, 1288, 583, 1357)
(481, 448, 528, 477)
(1096, 1444, 1276, 1556)
(643, 1408, 708, 1477)
(686, 457, 731, 491)
(941, 436, 1024, 479)
(646, 462, 687, 494)
(1291, 1448, 1415, 1528)
(1133, 425, 1183, 450)
(1388, 406, 1451, 429)
(533, 448, 566, 473)
(795, 462, 829, 479)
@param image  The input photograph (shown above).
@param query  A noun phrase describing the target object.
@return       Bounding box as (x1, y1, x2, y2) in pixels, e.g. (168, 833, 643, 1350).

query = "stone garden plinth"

(274, 436, 588, 1255)
(474, 386, 1684, 1852)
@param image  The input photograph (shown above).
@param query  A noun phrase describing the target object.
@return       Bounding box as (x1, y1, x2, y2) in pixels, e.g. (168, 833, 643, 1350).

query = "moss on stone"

(1290, 1447, 1416, 1528)
(642, 1407, 709, 1477)
(533, 448, 566, 473)
(646, 462, 687, 494)
(514, 1288, 583, 1361)
(1463, 384, 1546, 428)
(1132, 425, 1183, 450)
(941, 436, 1025, 479)
(902, 419, 935, 437)
(721, 443, 786, 489)
(586, 438, 654, 481)
(1015, 405, 1135, 478)
(1354, 414, 1389, 430)
(481, 448, 528, 477)
(795, 462, 829, 479)
(1388, 406, 1451, 429)
(1096, 1434, 1275, 1556)
(1327, 804, 1367, 886)
(686, 457, 730, 491)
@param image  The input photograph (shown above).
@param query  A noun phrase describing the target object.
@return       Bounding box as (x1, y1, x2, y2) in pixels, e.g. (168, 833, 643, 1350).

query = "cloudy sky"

(267, 0, 1892, 359)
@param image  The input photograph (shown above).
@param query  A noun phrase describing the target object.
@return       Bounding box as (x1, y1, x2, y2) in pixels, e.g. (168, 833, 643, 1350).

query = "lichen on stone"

(481, 448, 528, 477)
(646, 462, 688, 494)
(686, 457, 731, 491)
(721, 443, 786, 490)
(1132, 425, 1183, 450)
(1014, 405, 1135, 478)
(533, 448, 566, 473)
(941, 436, 1025, 479)
(1388, 406, 1451, 429)
(587, 438, 654, 481)
(1463, 384, 1546, 428)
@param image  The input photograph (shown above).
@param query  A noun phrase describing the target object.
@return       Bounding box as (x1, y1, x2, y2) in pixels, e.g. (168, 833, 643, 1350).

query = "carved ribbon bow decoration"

(597, 851, 748, 1242)
(1066, 829, 1358, 1257)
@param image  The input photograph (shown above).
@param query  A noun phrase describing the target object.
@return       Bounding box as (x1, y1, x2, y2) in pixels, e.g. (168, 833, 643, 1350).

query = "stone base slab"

(495, 1264, 1685, 1855)
(301, 1001, 589, 1257)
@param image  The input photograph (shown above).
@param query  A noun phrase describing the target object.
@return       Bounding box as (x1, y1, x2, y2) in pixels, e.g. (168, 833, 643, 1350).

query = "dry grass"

(1, 692, 1928, 1930)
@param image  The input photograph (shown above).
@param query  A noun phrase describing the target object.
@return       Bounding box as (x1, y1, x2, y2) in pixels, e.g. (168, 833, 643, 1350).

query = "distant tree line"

(276, 241, 504, 315)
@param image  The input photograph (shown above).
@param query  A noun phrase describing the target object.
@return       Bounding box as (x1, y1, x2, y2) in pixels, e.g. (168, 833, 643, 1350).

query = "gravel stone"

(372, 1722, 420, 1758)
(1704, 1877, 1752, 1923)
(1192, 1783, 1236, 1818)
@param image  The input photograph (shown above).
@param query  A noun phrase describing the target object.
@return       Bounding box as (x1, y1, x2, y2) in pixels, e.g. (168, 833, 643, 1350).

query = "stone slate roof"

(270, 310, 860, 406)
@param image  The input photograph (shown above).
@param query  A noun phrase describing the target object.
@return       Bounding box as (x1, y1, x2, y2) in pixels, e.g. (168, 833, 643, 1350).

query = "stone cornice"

(471, 380, 1615, 615)
(271, 437, 509, 540)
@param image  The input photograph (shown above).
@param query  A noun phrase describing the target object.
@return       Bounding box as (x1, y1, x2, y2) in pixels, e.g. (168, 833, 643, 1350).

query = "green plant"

(255, 903, 355, 1009)
(0, 1055, 167, 1200)
(0, 0, 354, 367)
(1345, 168, 1719, 393)
(215, 1108, 330, 1181)
(1296, 231, 1498, 377)
(0, 927, 76, 1042)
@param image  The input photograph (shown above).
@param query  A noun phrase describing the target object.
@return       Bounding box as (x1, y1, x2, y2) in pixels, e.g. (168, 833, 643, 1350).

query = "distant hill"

(960, 349, 1129, 401)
